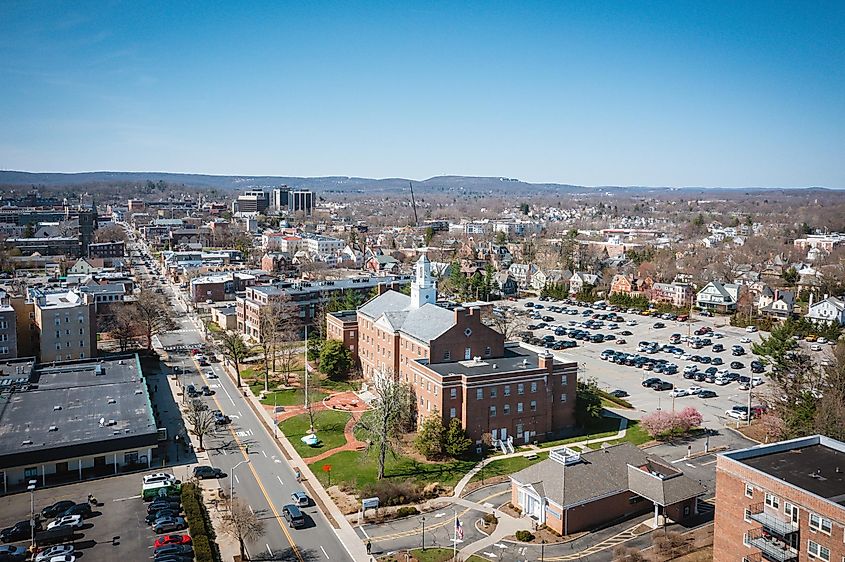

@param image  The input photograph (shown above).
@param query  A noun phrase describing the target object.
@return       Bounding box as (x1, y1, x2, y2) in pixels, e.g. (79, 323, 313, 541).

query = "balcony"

(747, 503, 799, 537)
(746, 528, 798, 562)
(742, 553, 762, 562)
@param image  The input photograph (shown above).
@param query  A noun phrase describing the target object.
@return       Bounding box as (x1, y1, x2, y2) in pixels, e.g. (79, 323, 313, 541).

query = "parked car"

(201, 386, 214, 396)
(148, 500, 181, 514)
(609, 389, 629, 398)
(1, 521, 39, 543)
(653, 322, 665, 329)
(153, 544, 194, 559)
(153, 517, 188, 534)
(192, 466, 225, 479)
(669, 388, 688, 397)
(730, 361, 745, 370)
(40, 500, 76, 519)
(282, 504, 306, 528)
(146, 509, 180, 525)
(642, 377, 662, 387)
(651, 381, 673, 391)
(46, 515, 82, 530)
(213, 411, 231, 425)
(746, 326, 758, 333)
(726, 409, 748, 420)
(60, 503, 92, 518)
(0, 546, 28, 561)
(698, 390, 717, 398)
(154, 535, 192, 549)
(144, 473, 177, 485)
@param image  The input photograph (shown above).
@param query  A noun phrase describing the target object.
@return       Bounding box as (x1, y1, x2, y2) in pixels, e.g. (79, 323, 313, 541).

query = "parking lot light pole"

(420, 516, 426, 551)
(27, 479, 37, 550)
(230, 459, 250, 500)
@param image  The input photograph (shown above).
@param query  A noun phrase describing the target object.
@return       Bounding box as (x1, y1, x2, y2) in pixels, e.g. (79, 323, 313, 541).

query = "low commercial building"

(511, 443, 706, 535)
(0, 355, 159, 494)
(714, 435, 845, 562)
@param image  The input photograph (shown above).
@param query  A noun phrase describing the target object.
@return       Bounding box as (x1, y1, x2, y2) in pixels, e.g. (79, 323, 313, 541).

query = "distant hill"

(0, 170, 835, 195)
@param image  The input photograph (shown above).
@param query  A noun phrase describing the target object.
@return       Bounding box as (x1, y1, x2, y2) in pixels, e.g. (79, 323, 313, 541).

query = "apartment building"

(31, 289, 97, 362)
(713, 435, 845, 562)
(237, 275, 411, 340)
(0, 290, 18, 359)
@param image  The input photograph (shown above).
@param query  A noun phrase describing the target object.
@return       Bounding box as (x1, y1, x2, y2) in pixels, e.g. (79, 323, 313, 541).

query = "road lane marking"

(234, 475, 240, 484)
(321, 545, 330, 559)
(262, 450, 267, 458)
(249, 504, 254, 514)
(114, 495, 143, 501)
(358, 526, 369, 539)
(267, 544, 273, 556)
(185, 319, 304, 561)
(277, 475, 284, 486)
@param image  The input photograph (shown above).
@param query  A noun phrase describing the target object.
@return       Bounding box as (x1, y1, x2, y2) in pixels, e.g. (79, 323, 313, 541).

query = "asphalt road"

(130, 240, 353, 562)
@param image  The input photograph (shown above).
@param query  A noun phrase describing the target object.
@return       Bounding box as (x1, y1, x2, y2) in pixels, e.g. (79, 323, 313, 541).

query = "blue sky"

(1, 1, 843, 187)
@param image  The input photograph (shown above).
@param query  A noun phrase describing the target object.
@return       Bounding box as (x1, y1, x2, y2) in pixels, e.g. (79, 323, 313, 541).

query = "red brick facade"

(714, 439, 845, 562)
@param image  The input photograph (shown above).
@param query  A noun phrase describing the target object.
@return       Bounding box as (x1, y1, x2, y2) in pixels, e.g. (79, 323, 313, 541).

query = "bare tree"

(355, 371, 414, 480)
(94, 224, 128, 243)
(184, 400, 217, 451)
(220, 330, 251, 388)
(482, 307, 527, 342)
(133, 288, 177, 349)
(221, 498, 266, 561)
(107, 306, 140, 352)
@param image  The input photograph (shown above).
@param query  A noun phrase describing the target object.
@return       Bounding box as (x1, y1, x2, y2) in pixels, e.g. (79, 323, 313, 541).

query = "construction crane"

(409, 181, 419, 227)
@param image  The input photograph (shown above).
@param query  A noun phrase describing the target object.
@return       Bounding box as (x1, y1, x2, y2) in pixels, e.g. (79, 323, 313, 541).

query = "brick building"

(332, 255, 579, 444)
(713, 435, 845, 562)
(511, 443, 705, 535)
(237, 275, 410, 341)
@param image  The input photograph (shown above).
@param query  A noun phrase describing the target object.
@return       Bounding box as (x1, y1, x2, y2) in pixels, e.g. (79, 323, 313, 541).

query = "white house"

(568, 272, 600, 296)
(531, 269, 572, 292)
(805, 296, 845, 326)
(696, 281, 742, 313)
(508, 263, 538, 289)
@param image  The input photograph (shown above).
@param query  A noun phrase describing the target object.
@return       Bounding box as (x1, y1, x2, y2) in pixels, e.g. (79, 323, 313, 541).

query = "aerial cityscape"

(1, 3, 844, 562)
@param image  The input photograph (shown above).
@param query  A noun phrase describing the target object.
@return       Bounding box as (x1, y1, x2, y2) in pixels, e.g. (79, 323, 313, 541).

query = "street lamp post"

(541, 539, 546, 562)
(27, 479, 37, 550)
(420, 516, 426, 551)
(230, 459, 250, 500)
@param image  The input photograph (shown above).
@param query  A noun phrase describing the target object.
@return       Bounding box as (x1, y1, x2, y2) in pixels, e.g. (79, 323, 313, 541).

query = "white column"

(42, 465, 45, 487)
(114, 453, 118, 475)
(654, 504, 659, 526)
(78, 459, 82, 481)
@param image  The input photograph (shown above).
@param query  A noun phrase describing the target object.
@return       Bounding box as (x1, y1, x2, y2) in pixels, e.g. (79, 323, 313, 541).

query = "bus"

(142, 481, 181, 501)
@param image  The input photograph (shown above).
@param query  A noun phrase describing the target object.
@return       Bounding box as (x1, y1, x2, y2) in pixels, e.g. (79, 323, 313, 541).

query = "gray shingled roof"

(400, 304, 456, 343)
(358, 290, 411, 320)
(511, 443, 704, 508)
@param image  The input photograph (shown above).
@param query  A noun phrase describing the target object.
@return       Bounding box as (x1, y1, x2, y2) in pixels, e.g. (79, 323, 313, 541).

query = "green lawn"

(312, 448, 476, 491)
(379, 548, 487, 562)
(259, 387, 328, 406)
(585, 420, 650, 449)
(318, 376, 358, 393)
(278, 410, 352, 458)
(468, 452, 549, 484)
(539, 417, 623, 448)
(379, 547, 487, 562)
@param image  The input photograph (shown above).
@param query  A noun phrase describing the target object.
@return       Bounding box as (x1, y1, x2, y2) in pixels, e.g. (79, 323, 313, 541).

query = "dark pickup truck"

(34, 524, 76, 546)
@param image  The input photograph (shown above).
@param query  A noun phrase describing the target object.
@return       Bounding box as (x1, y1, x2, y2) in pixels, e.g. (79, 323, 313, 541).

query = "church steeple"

(410, 253, 436, 308)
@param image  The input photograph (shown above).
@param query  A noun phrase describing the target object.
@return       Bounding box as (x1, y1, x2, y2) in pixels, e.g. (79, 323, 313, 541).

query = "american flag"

(455, 518, 463, 540)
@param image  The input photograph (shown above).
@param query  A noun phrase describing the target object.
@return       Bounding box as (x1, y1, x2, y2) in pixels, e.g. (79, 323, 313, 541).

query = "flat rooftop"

(725, 436, 845, 506)
(0, 355, 158, 469)
(422, 344, 570, 377)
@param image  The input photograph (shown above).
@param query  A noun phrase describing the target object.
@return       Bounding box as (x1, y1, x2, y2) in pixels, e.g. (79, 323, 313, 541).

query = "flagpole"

(453, 510, 457, 560)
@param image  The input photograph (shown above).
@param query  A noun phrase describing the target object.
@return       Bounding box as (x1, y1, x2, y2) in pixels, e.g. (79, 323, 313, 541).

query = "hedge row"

(181, 482, 219, 562)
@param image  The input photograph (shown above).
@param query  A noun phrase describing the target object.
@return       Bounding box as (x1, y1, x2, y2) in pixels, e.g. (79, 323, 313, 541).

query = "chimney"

(538, 350, 554, 370)
(377, 283, 389, 296)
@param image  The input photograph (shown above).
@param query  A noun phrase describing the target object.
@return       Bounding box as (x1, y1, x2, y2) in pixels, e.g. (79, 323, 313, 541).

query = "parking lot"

(0, 471, 179, 561)
(503, 296, 776, 426)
